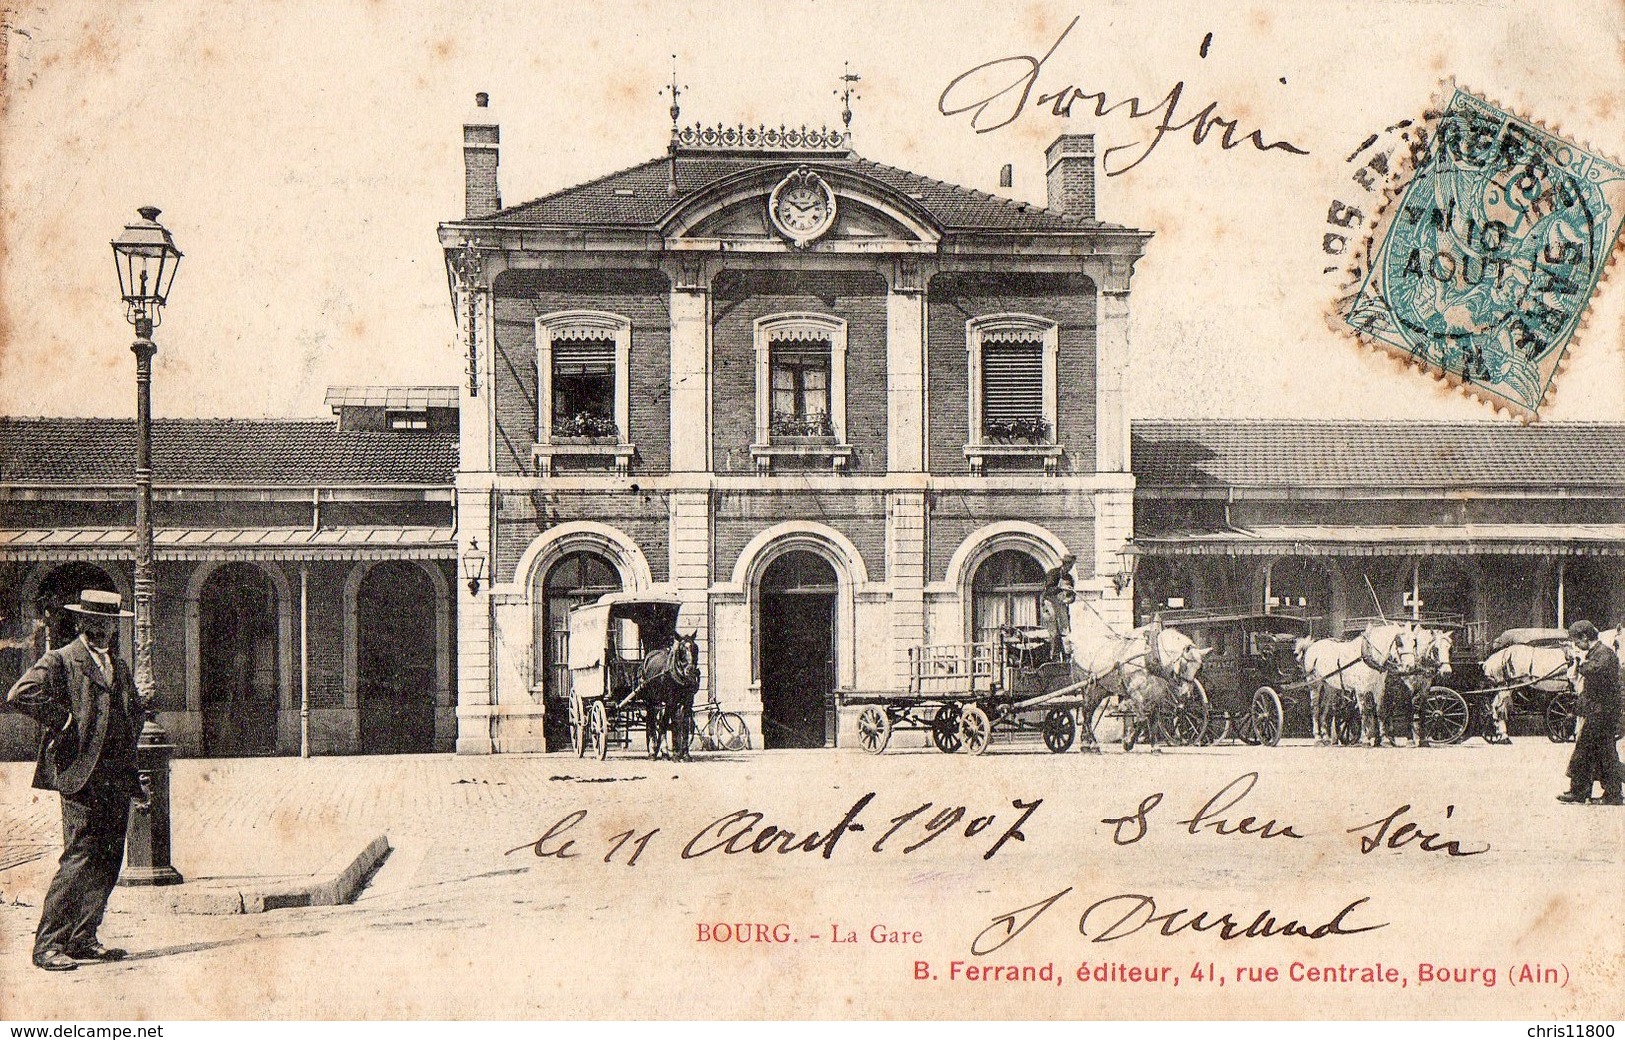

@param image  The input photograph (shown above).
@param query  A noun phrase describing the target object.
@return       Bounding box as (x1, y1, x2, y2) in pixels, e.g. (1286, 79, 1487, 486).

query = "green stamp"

(1344, 88, 1625, 418)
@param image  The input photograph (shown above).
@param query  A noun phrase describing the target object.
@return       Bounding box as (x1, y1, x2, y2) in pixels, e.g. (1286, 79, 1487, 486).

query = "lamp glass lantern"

(111, 206, 183, 332)
(1112, 542, 1141, 594)
(462, 538, 488, 595)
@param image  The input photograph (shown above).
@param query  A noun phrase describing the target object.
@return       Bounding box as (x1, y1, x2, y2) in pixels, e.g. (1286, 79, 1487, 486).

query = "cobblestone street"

(1, 738, 1621, 1019)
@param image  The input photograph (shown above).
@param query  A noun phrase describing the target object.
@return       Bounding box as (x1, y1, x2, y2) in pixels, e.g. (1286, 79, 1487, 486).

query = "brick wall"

(710, 270, 889, 474)
(925, 489, 1097, 584)
(926, 272, 1097, 474)
(491, 268, 672, 476)
(492, 489, 670, 587)
(712, 489, 888, 585)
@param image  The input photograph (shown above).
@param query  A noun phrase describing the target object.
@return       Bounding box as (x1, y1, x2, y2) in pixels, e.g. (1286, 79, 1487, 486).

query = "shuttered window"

(552, 338, 617, 437)
(981, 341, 1044, 423)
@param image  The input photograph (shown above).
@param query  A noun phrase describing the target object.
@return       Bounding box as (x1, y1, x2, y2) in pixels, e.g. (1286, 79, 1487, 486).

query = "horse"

(1296, 623, 1420, 747)
(638, 632, 700, 761)
(1067, 598, 1211, 745)
(1480, 636, 1574, 743)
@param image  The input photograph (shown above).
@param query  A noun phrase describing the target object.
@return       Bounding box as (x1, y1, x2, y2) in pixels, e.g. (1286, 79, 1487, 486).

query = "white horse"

(1478, 628, 1614, 742)
(1067, 599, 1210, 743)
(1296, 623, 1420, 746)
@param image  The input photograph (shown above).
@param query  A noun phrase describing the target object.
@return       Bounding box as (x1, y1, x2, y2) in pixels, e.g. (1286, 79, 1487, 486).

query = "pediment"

(663, 166, 941, 247)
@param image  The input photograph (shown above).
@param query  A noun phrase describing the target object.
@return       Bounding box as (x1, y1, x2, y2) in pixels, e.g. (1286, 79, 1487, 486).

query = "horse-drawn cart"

(1468, 628, 1581, 743)
(566, 593, 700, 760)
(844, 622, 1210, 755)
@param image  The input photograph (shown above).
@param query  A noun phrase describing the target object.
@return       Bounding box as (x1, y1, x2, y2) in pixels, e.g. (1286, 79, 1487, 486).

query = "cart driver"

(1040, 554, 1078, 659)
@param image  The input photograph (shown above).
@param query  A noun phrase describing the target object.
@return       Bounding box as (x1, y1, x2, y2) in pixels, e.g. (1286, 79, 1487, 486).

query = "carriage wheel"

(713, 711, 750, 752)
(569, 693, 587, 758)
(1332, 696, 1362, 746)
(1162, 679, 1210, 747)
(856, 706, 893, 755)
(1420, 686, 1469, 745)
(931, 704, 963, 753)
(958, 704, 992, 756)
(1248, 686, 1285, 747)
(1545, 691, 1578, 743)
(589, 700, 609, 761)
(1041, 708, 1076, 753)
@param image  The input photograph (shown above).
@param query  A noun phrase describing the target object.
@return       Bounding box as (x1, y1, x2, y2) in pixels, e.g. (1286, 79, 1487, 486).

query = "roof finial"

(836, 62, 861, 143)
(662, 55, 688, 194)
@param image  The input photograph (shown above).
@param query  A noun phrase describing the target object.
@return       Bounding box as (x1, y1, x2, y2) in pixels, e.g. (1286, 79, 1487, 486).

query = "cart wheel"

(570, 693, 587, 758)
(1421, 686, 1469, 745)
(856, 705, 893, 755)
(958, 704, 992, 756)
(1164, 679, 1210, 746)
(931, 704, 963, 753)
(713, 711, 750, 752)
(1333, 696, 1361, 746)
(1041, 708, 1076, 753)
(589, 700, 609, 761)
(1249, 686, 1285, 747)
(1545, 691, 1578, 743)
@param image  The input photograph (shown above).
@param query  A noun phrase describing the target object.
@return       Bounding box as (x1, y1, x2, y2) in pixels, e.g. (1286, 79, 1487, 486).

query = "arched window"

(970, 549, 1046, 644)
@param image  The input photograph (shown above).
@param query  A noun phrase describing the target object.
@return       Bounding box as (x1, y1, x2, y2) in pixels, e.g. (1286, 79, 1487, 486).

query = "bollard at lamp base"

(120, 716, 183, 886)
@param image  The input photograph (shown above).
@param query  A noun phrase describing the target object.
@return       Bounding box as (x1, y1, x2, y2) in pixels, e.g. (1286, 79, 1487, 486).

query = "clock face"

(776, 186, 829, 232)
(769, 171, 836, 244)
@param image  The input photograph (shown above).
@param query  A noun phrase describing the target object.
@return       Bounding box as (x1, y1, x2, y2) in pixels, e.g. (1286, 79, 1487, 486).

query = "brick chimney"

(1045, 134, 1095, 220)
(464, 92, 500, 219)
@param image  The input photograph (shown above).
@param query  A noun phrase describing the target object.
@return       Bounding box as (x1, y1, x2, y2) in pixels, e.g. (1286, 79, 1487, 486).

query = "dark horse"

(639, 632, 700, 760)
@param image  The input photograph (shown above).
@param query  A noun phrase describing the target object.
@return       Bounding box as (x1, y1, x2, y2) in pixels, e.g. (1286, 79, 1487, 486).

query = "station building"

(439, 98, 1150, 751)
(0, 389, 459, 758)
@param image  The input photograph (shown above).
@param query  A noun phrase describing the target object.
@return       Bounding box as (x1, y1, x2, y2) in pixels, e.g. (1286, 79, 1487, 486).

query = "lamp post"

(112, 206, 183, 887)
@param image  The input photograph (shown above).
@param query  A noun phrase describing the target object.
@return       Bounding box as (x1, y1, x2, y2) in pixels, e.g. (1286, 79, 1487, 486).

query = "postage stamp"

(1340, 85, 1625, 420)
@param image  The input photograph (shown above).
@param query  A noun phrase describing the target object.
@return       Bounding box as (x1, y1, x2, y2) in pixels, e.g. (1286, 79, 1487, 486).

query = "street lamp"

(462, 538, 488, 596)
(1111, 542, 1140, 595)
(111, 206, 183, 886)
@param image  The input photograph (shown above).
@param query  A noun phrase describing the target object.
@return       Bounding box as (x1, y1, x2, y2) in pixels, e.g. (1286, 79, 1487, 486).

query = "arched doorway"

(1133, 556, 1197, 622)
(200, 563, 279, 756)
(537, 551, 622, 750)
(1412, 559, 1475, 625)
(356, 562, 438, 755)
(970, 549, 1046, 643)
(759, 551, 837, 749)
(1265, 557, 1334, 617)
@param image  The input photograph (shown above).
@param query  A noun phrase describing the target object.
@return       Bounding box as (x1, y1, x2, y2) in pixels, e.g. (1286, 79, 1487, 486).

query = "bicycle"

(687, 696, 752, 752)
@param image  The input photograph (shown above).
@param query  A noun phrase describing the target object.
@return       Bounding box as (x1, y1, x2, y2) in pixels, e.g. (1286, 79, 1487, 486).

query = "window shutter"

(553, 338, 616, 376)
(982, 342, 1044, 422)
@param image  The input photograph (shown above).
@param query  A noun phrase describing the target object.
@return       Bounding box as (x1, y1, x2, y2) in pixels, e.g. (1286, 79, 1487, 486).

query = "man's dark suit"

(6, 637, 144, 959)
(1568, 640, 1622, 802)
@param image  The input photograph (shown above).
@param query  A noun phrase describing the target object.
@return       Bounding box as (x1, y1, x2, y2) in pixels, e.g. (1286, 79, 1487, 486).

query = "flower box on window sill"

(750, 439, 854, 473)
(533, 440, 637, 477)
(963, 441, 1063, 475)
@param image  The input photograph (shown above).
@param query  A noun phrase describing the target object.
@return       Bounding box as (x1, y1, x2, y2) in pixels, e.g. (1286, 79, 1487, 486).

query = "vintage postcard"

(1, 0, 1623, 1025)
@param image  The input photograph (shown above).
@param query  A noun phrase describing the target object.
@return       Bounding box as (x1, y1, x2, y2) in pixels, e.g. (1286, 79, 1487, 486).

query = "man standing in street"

(1557, 620, 1623, 806)
(5, 590, 145, 970)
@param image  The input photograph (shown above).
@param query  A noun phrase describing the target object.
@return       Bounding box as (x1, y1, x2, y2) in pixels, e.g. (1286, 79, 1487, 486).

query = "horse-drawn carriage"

(844, 602, 1211, 755)
(1152, 610, 1326, 746)
(565, 593, 701, 760)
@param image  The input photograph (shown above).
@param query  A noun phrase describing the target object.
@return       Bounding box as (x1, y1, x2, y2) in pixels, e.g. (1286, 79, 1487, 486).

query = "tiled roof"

(1133, 420, 1625, 489)
(0, 418, 457, 486)
(325, 386, 458, 410)
(470, 153, 1124, 233)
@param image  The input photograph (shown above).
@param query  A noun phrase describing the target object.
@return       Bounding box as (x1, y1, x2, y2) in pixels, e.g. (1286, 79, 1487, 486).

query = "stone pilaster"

(668, 491, 712, 691)
(888, 491, 927, 689)
(669, 257, 712, 473)
(1092, 489, 1135, 631)
(1096, 287, 1131, 474)
(455, 486, 495, 754)
(886, 259, 928, 472)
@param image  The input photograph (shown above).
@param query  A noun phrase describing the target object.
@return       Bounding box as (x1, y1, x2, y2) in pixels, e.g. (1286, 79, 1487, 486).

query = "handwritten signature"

(938, 17, 1309, 175)
(972, 887, 1385, 955)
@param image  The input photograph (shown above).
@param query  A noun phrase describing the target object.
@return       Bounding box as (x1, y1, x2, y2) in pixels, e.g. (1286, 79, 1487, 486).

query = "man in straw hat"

(5, 589, 146, 971)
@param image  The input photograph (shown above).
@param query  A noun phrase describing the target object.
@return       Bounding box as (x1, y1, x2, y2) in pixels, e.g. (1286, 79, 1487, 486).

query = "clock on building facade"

(768, 166, 837, 246)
